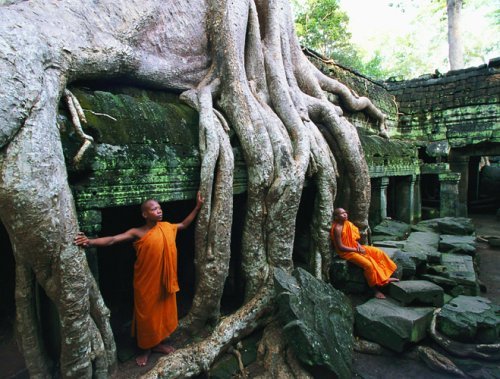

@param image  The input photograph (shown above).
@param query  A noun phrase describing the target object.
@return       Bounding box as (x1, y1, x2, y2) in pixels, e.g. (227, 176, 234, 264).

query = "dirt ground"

(1, 213, 499, 379)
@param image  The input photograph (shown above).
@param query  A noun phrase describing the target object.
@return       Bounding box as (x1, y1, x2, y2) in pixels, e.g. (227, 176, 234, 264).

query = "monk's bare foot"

(374, 289, 386, 299)
(135, 349, 151, 367)
(388, 277, 400, 283)
(152, 344, 175, 355)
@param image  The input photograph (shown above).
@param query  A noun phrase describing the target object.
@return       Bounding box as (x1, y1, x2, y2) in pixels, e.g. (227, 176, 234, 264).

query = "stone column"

(413, 175, 422, 223)
(394, 175, 416, 224)
(438, 172, 461, 217)
(449, 152, 469, 217)
(369, 177, 389, 226)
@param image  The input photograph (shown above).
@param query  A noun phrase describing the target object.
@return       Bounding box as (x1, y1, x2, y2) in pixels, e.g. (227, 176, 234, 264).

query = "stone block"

(355, 299, 435, 352)
(436, 217, 475, 235)
(330, 258, 368, 294)
(440, 254, 479, 296)
(439, 235, 476, 255)
(392, 250, 417, 279)
(275, 267, 354, 379)
(436, 295, 500, 344)
(403, 231, 441, 263)
(387, 280, 444, 307)
(373, 240, 406, 249)
(372, 219, 411, 241)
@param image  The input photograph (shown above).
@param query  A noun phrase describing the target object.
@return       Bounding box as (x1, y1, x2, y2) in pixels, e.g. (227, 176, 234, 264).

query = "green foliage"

(294, 0, 498, 80)
(292, 0, 390, 80)
(293, 0, 351, 57)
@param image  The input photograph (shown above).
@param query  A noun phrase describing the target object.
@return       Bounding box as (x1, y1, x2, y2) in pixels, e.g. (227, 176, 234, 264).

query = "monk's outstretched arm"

(74, 229, 139, 248)
(177, 191, 204, 231)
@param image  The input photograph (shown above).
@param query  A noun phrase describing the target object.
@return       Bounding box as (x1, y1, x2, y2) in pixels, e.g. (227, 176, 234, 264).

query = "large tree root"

(142, 279, 274, 379)
(0, 0, 390, 377)
(429, 308, 500, 361)
(255, 320, 313, 379)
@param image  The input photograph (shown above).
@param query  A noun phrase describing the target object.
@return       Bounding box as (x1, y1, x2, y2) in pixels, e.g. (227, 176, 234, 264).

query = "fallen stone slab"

(420, 274, 458, 293)
(372, 219, 411, 242)
(329, 258, 368, 294)
(391, 250, 417, 279)
(403, 231, 441, 263)
(354, 298, 435, 352)
(436, 217, 475, 235)
(275, 267, 354, 379)
(436, 295, 500, 344)
(440, 253, 479, 296)
(373, 240, 406, 249)
(439, 235, 476, 256)
(388, 280, 444, 307)
(415, 217, 475, 236)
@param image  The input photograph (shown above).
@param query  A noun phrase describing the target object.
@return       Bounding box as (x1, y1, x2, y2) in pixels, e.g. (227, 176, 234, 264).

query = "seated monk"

(330, 208, 399, 299)
(74, 191, 204, 366)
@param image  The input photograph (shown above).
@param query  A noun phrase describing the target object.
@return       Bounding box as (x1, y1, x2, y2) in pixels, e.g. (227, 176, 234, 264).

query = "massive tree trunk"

(0, 0, 386, 377)
(447, 0, 464, 70)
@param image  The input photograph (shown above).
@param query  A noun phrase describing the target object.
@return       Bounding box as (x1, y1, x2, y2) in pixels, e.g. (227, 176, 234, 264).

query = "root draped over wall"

(0, 0, 386, 377)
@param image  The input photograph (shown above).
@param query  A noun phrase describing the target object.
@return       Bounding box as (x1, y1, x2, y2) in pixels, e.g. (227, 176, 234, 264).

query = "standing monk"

(74, 192, 204, 366)
(330, 208, 398, 299)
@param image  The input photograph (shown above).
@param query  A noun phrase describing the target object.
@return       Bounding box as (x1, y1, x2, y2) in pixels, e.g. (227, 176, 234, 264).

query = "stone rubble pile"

(330, 217, 500, 377)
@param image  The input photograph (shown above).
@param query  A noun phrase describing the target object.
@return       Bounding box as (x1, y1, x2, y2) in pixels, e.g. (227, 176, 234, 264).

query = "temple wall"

(59, 56, 500, 232)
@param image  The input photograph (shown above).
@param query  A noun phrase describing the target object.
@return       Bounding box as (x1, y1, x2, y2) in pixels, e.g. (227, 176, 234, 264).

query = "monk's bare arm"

(177, 191, 204, 231)
(74, 228, 140, 248)
(333, 225, 362, 253)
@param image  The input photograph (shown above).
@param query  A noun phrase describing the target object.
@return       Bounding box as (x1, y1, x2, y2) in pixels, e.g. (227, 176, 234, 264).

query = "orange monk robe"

(330, 220, 397, 287)
(132, 222, 179, 349)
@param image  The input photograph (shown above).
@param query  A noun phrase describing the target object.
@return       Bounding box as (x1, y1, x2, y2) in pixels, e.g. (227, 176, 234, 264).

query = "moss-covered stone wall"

(60, 56, 500, 230)
(385, 58, 500, 147)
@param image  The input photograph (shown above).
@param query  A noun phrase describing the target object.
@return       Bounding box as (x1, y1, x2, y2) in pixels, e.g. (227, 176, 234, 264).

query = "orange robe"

(330, 220, 396, 287)
(132, 222, 179, 349)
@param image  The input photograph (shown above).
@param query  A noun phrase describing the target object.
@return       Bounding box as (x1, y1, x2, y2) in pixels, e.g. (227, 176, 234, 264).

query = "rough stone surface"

(439, 254, 479, 296)
(330, 258, 368, 294)
(439, 235, 476, 255)
(372, 219, 411, 242)
(403, 231, 441, 263)
(388, 280, 444, 307)
(391, 250, 417, 279)
(436, 217, 475, 235)
(436, 295, 500, 344)
(274, 267, 354, 379)
(354, 298, 435, 352)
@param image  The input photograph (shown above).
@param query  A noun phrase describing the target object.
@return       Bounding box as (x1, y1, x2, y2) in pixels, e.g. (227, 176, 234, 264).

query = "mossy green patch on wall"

(59, 85, 244, 214)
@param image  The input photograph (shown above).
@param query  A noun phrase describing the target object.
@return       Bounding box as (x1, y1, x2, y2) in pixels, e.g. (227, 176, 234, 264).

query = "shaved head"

(141, 199, 159, 213)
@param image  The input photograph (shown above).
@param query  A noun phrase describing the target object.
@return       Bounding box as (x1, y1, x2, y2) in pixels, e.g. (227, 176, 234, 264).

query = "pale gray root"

(260, 0, 310, 275)
(353, 338, 393, 356)
(227, 343, 248, 378)
(88, 275, 117, 373)
(255, 320, 313, 379)
(429, 309, 500, 361)
(306, 122, 337, 280)
(14, 264, 52, 378)
(0, 0, 388, 377)
(0, 67, 115, 378)
(142, 278, 274, 379)
(306, 96, 371, 235)
(62, 89, 94, 165)
(309, 62, 388, 137)
(179, 77, 234, 331)
(212, 0, 275, 301)
(416, 346, 467, 378)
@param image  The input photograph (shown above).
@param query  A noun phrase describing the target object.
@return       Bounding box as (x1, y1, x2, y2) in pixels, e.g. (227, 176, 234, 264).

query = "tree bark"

(0, 0, 387, 377)
(447, 0, 464, 70)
